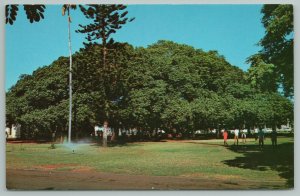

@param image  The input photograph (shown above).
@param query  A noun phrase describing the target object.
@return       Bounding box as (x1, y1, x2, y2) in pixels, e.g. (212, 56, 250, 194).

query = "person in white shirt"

(241, 129, 247, 143)
(234, 128, 239, 146)
(103, 121, 109, 147)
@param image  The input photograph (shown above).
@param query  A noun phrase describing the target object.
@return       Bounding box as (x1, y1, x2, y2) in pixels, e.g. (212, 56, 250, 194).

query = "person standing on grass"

(234, 128, 239, 146)
(223, 129, 228, 146)
(254, 128, 258, 142)
(241, 130, 247, 144)
(271, 129, 278, 149)
(258, 128, 265, 149)
(103, 121, 109, 147)
(51, 131, 56, 149)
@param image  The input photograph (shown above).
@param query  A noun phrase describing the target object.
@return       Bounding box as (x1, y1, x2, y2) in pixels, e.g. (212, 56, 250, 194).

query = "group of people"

(93, 124, 167, 146)
(222, 128, 278, 149)
(221, 129, 247, 146)
(93, 122, 279, 149)
(94, 121, 113, 147)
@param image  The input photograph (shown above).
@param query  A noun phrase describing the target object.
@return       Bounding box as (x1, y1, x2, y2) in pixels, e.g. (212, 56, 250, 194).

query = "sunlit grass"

(6, 137, 293, 187)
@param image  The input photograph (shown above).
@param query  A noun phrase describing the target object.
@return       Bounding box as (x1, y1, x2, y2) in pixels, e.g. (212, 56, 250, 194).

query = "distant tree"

(76, 4, 135, 69)
(6, 5, 46, 25)
(6, 57, 69, 139)
(247, 93, 293, 128)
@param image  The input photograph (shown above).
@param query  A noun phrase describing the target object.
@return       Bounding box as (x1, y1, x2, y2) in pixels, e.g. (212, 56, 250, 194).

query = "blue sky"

(5, 4, 265, 90)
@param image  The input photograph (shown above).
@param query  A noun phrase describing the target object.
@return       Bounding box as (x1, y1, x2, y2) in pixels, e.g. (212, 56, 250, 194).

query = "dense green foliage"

(247, 4, 293, 97)
(6, 41, 293, 139)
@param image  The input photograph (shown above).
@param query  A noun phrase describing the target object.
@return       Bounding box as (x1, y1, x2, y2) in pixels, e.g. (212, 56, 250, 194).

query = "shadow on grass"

(89, 139, 169, 148)
(222, 142, 294, 188)
(89, 142, 145, 148)
(184, 142, 224, 147)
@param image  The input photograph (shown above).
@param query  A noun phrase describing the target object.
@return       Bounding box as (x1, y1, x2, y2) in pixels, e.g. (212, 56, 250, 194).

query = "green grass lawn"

(6, 137, 294, 189)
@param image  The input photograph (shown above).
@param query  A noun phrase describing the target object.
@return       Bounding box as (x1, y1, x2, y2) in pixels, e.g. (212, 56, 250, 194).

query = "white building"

(6, 124, 21, 139)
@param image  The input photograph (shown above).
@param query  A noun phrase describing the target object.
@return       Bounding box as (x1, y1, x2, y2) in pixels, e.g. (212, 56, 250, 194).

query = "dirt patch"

(71, 166, 94, 172)
(6, 168, 286, 190)
(36, 164, 78, 170)
(214, 174, 241, 180)
(6, 140, 51, 144)
(180, 173, 241, 180)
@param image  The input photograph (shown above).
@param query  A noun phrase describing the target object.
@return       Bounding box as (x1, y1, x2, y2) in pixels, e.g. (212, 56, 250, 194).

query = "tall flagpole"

(67, 8, 73, 144)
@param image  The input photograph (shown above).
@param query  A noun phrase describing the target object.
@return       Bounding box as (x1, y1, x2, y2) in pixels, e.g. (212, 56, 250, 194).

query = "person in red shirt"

(223, 129, 228, 146)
